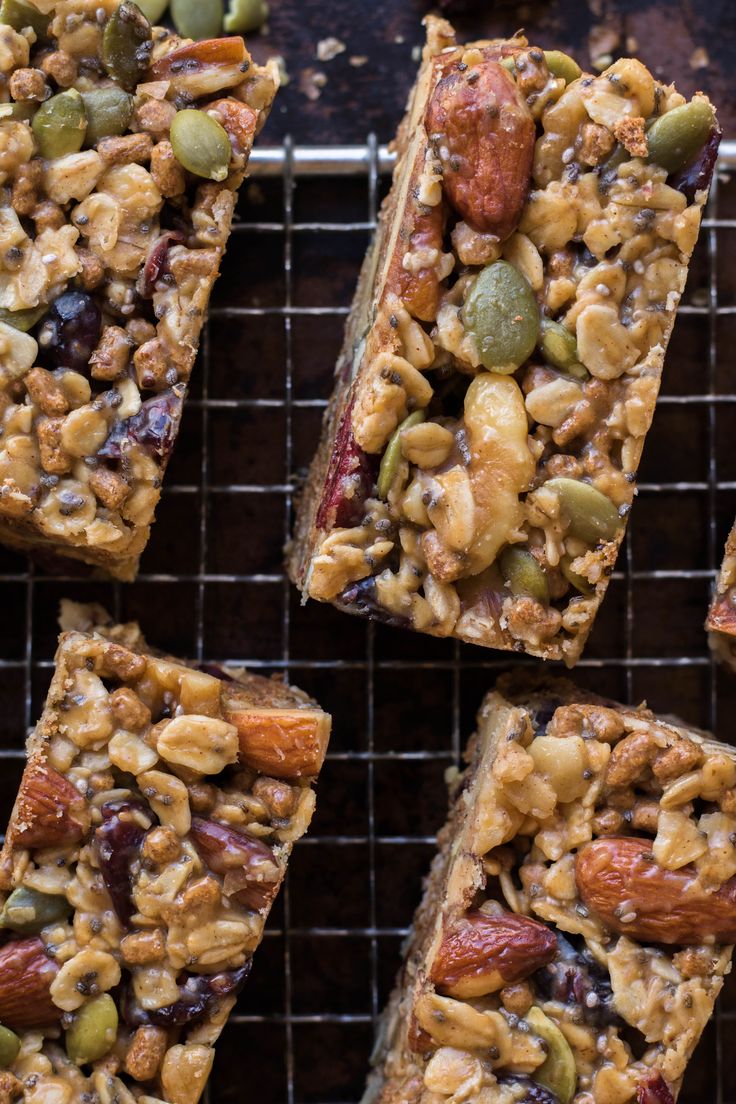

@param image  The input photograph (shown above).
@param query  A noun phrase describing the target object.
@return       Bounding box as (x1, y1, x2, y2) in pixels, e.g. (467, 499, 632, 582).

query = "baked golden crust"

(707, 519, 736, 667)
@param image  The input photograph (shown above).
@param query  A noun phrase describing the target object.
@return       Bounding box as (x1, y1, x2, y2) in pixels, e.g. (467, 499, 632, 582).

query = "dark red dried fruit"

(190, 817, 281, 911)
(122, 963, 251, 1027)
(95, 799, 152, 925)
(99, 388, 184, 462)
(315, 399, 377, 530)
(498, 1078, 560, 1104)
(671, 123, 722, 202)
(37, 291, 101, 373)
(138, 231, 184, 299)
(637, 1072, 675, 1104)
(534, 932, 620, 1029)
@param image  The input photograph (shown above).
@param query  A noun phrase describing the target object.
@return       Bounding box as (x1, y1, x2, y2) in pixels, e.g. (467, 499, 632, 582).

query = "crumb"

(625, 35, 639, 53)
(411, 44, 421, 62)
(394, 34, 405, 44)
(316, 36, 346, 62)
(689, 46, 710, 70)
(589, 21, 620, 69)
(349, 55, 368, 68)
(592, 53, 612, 72)
(299, 67, 328, 102)
(274, 55, 289, 87)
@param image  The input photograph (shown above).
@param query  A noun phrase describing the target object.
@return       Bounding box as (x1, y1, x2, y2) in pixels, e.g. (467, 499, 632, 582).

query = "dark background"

(2, 2, 736, 1101)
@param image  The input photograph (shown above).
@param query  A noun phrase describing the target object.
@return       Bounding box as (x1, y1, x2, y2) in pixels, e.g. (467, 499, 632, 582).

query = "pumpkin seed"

(462, 261, 539, 373)
(538, 319, 588, 380)
(499, 546, 549, 604)
(171, 0, 223, 40)
(0, 885, 71, 932)
(134, 0, 169, 21)
(31, 90, 86, 160)
(170, 108, 232, 180)
(0, 0, 49, 40)
(0, 101, 36, 122)
(102, 1, 152, 91)
(646, 99, 716, 175)
(500, 56, 516, 73)
(81, 88, 134, 147)
(0, 1026, 20, 1069)
(224, 0, 268, 33)
(560, 554, 594, 596)
(66, 994, 118, 1066)
(526, 1006, 576, 1104)
(377, 411, 425, 500)
(546, 477, 621, 545)
(544, 50, 581, 85)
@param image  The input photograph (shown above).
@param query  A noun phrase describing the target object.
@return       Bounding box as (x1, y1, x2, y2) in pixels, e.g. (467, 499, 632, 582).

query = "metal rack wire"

(1, 138, 736, 1103)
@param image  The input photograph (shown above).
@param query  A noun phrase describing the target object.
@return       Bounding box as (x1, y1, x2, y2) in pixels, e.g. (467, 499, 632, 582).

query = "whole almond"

(224, 704, 331, 780)
(0, 937, 60, 1030)
(575, 836, 736, 944)
(11, 762, 90, 849)
(429, 908, 557, 999)
(425, 57, 535, 240)
(190, 817, 281, 911)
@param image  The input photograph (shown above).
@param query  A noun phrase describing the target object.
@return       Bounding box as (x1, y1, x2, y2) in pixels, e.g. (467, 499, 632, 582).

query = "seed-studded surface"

(1, 140, 736, 1104)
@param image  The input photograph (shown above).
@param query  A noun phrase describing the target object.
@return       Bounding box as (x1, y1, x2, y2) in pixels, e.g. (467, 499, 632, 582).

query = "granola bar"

(0, 3, 278, 579)
(0, 604, 330, 1102)
(289, 18, 720, 665)
(364, 674, 736, 1104)
(706, 519, 736, 667)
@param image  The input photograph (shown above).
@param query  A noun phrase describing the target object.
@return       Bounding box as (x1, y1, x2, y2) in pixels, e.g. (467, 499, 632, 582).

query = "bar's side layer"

(0, 5, 278, 579)
(292, 16, 719, 664)
(707, 519, 736, 666)
(0, 621, 329, 1102)
(365, 676, 735, 1104)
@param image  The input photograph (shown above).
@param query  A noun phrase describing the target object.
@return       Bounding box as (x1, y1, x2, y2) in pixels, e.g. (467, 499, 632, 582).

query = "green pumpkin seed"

(377, 411, 425, 500)
(224, 0, 268, 33)
(0, 1026, 20, 1069)
(171, 0, 223, 39)
(462, 261, 540, 373)
(81, 88, 134, 147)
(32, 90, 86, 160)
(0, 305, 46, 332)
(66, 994, 118, 1066)
(170, 108, 232, 180)
(499, 546, 549, 604)
(546, 477, 621, 545)
(526, 1006, 576, 1104)
(538, 319, 588, 380)
(0, 885, 71, 932)
(560, 554, 594, 596)
(544, 50, 581, 85)
(0, 0, 49, 40)
(134, 0, 169, 21)
(646, 99, 715, 175)
(0, 101, 36, 123)
(102, 1, 152, 91)
(500, 56, 516, 73)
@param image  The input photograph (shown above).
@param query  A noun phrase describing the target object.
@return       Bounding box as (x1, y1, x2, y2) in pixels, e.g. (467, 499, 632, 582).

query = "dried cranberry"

(339, 577, 411, 629)
(497, 1077, 560, 1104)
(138, 231, 184, 299)
(534, 932, 620, 1029)
(671, 124, 722, 202)
(95, 799, 152, 925)
(98, 389, 184, 462)
(37, 291, 101, 373)
(637, 1073, 675, 1104)
(121, 963, 251, 1027)
(315, 399, 377, 530)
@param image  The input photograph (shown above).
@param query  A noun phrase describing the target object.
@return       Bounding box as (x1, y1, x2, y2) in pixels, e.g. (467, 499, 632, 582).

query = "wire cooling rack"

(1, 138, 736, 1103)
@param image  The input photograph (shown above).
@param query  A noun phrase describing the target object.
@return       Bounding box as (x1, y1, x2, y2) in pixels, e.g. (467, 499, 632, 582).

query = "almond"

(429, 909, 557, 999)
(0, 937, 60, 1030)
(190, 817, 281, 911)
(149, 38, 250, 98)
(575, 836, 736, 944)
(707, 591, 736, 637)
(425, 56, 535, 240)
(224, 705, 331, 780)
(389, 200, 446, 322)
(11, 762, 90, 849)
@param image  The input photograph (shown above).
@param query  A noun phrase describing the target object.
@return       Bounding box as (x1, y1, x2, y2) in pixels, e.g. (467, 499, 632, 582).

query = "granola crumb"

(316, 37, 346, 62)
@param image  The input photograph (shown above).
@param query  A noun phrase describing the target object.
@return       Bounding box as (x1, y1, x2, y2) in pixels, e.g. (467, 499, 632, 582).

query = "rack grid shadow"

(2, 138, 736, 1104)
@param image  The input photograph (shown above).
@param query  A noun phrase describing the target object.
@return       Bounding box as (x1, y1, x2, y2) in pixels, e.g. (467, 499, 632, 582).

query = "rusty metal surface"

(2, 2, 736, 1100)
